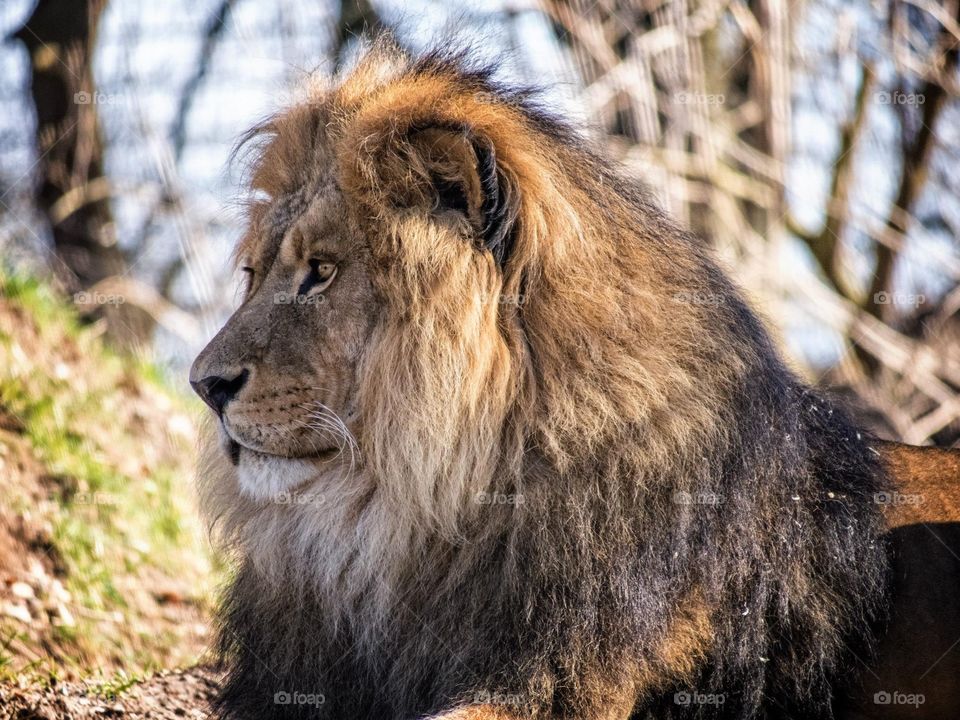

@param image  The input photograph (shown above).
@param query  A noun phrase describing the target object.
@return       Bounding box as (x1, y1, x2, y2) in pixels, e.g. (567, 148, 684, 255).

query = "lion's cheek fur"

(355, 215, 518, 539)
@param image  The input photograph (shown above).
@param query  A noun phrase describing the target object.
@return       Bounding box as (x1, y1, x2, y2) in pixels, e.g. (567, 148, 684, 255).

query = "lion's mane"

(200, 42, 889, 719)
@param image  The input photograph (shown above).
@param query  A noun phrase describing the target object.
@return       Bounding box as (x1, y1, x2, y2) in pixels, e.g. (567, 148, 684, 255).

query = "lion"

(190, 42, 960, 719)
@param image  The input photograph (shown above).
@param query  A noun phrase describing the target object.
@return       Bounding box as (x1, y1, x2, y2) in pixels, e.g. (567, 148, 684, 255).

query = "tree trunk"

(15, 0, 151, 345)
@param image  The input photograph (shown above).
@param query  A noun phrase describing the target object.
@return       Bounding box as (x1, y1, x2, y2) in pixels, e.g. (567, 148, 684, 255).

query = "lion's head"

(192, 41, 740, 578)
(193, 42, 888, 720)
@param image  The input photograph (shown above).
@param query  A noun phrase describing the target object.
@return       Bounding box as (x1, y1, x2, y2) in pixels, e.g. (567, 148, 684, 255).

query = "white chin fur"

(236, 450, 319, 502)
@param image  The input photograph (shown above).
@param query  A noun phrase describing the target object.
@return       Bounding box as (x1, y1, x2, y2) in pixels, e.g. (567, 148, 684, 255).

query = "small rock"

(10, 581, 34, 599)
(54, 602, 76, 627)
(49, 578, 72, 603)
(2, 601, 32, 623)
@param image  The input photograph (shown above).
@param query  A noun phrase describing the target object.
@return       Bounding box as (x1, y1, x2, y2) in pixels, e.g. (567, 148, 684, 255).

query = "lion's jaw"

(236, 455, 316, 501)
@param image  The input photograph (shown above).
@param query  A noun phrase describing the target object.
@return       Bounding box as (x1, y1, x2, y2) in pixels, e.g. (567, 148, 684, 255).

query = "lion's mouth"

(223, 434, 341, 467)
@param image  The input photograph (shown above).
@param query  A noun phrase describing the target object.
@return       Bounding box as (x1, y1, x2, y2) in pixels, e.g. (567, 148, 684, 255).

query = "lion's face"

(191, 46, 721, 523)
(190, 185, 378, 500)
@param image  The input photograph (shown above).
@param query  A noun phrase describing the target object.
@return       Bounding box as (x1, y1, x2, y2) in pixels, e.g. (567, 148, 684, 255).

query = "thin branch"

(790, 63, 874, 298)
(170, 0, 238, 163)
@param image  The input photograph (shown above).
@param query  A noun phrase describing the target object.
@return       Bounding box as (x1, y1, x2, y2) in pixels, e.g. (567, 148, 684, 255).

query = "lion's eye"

(240, 266, 255, 294)
(297, 259, 337, 296)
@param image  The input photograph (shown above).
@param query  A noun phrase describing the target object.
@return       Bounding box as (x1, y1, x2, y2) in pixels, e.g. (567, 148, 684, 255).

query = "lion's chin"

(235, 448, 320, 502)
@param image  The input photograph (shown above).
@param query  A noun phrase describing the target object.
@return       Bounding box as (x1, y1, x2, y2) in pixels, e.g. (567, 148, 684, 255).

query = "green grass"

(0, 269, 214, 682)
(87, 669, 145, 699)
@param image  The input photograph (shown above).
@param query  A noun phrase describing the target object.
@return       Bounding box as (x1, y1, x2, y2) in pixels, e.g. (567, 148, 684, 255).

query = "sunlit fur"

(198, 41, 889, 719)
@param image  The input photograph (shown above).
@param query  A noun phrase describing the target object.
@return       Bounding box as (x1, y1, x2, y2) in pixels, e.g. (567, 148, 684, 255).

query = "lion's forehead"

(253, 178, 350, 264)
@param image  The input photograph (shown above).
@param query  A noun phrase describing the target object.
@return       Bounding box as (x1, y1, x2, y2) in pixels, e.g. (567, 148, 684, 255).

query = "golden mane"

(200, 42, 891, 720)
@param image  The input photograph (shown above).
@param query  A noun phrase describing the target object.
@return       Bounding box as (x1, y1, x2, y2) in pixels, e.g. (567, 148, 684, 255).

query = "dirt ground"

(0, 666, 221, 720)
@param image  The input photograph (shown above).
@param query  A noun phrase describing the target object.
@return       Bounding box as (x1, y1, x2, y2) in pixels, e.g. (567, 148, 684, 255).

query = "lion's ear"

(409, 127, 515, 265)
(361, 123, 517, 266)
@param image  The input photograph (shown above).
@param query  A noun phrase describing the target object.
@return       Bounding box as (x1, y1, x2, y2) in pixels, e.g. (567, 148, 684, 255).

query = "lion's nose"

(191, 369, 249, 416)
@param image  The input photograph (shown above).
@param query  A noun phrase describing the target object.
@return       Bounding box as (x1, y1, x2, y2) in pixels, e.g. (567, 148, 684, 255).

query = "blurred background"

(2, 0, 960, 443)
(0, 0, 958, 710)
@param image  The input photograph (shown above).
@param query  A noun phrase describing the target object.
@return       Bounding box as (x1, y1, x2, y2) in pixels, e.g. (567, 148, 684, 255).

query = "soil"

(0, 666, 221, 720)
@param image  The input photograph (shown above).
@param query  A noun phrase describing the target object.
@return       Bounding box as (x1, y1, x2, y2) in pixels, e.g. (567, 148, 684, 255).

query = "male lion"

(191, 43, 960, 719)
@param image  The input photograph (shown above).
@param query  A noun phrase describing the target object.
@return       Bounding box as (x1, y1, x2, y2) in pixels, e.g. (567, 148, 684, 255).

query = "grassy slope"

(0, 273, 214, 686)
